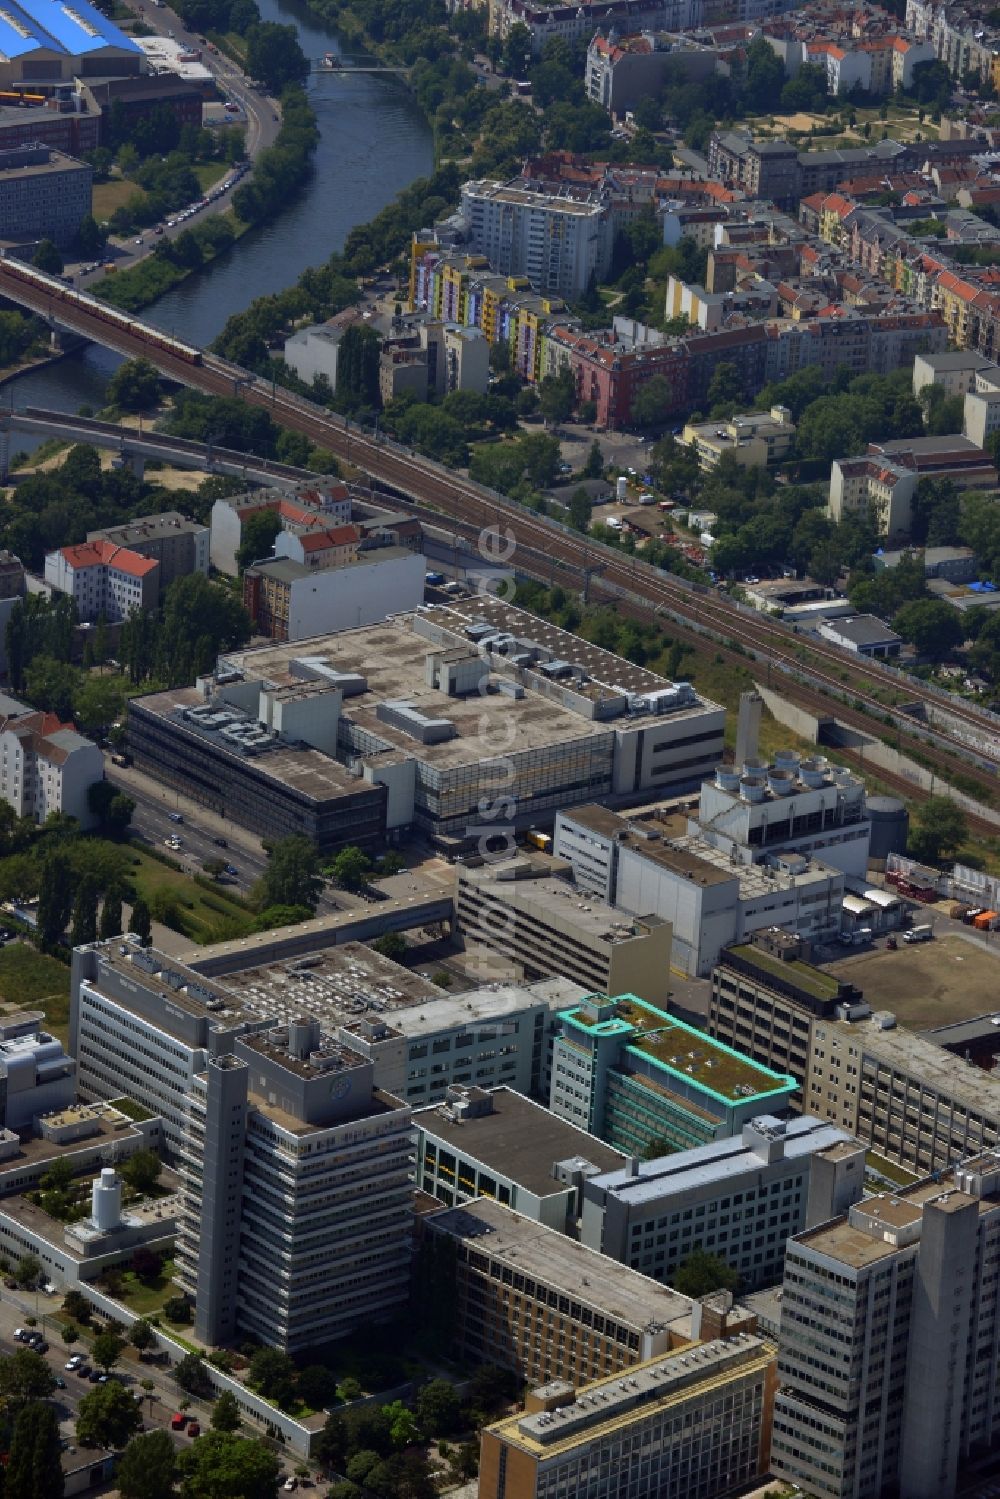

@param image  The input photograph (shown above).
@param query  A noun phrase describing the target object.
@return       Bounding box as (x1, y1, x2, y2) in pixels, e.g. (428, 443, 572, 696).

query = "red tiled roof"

(60, 541, 157, 579)
(297, 525, 360, 553)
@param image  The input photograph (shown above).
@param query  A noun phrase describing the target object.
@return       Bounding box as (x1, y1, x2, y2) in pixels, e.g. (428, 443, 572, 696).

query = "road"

(70, 2, 282, 285)
(3, 265, 1000, 815)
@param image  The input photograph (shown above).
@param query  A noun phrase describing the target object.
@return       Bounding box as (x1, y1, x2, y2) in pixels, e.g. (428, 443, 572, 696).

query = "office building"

(580, 1114, 864, 1290)
(550, 993, 797, 1155)
(455, 859, 674, 1006)
(0, 143, 91, 247)
(176, 1030, 412, 1352)
(44, 539, 158, 623)
(0, 692, 102, 827)
(0, 95, 101, 157)
(413, 1085, 626, 1231)
(242, 544, 425, 641)
(693, 751, 872, 878)
(86, 512, 209, 601)
(458, 178, 616, 298)
(417, 1197, 694, 1387)
(806, 1007, 1000, 1171)
(709, 933, 866, 1108)
(771, 1154, 1000, 1499)
(0, 1011, 75, 1130)
(680, 407, 796, 471)
(479, 1333, 779, 1499)
(129, 600, 724, 851)
(554, 804, 845, 978)
(0, 0, 141, 89)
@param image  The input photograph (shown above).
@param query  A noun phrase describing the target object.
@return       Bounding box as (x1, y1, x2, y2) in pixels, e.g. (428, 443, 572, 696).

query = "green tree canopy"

(75, 1379, 142, 1449)
(259, 835, 323, 910)
(245, 21, 308, 91)
(673, 1248, 739, 1298)
(6, 1399, 63, 1499)
(892, 598, 964, 660)
(120, 1149, 162, 1195)
(176, 1432, 281, 1499)
(117, 1429, 178, 1499)
(237, 509, 283, 574)
(210, 1390, 241, 1432)
(330, 845, 371, 891)
(0, 1350, 55, 1411)
(107, 358, 162, 413)
(909, 795, 968, 865)
(33, 239, 63, 275)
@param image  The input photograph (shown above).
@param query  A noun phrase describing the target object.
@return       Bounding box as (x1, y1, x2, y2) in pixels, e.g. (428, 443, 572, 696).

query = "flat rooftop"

(413, 1086, 625, 1196)
(131, 686, 373, 802)
(427, 1196, 692, 1330)
(88, 941, 258, 1028)
(841, 1015, 1000, 1114)
(726, 943, 843, 1001)
(225, 940, 439, 1025)
(585, 1116, 856, 1207)
(89, 512, 204, 545)
(459, 860, 665, 946)
(0, 1108, 142, 1185)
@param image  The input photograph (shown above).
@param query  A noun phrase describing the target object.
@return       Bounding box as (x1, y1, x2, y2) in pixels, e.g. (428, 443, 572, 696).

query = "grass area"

(114, 1259, 179, 1316)
(866, 1150, 919, 1187)
(829, 937, 1000, 1029)
(193, 160, 229, 192)
(109, 1096, 155, 1122)
(93, 178, 138, 220)
(0, 945, 71, 1042)
(727, 943, 840, 1001)
(129, 845, 255, 945)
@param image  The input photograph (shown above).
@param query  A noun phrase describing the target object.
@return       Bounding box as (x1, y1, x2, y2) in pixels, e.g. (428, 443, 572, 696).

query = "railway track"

(3, 263, 997, 813)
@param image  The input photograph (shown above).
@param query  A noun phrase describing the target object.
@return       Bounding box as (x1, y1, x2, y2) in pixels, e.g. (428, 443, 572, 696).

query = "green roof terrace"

(726, 944, 843, 1003)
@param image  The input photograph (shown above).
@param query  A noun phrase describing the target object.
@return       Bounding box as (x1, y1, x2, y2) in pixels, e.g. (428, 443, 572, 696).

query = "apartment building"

(553, 804, 845, 979)
(550, 993, 796, 1155)
(455, 860, 674, 1006)
(806, 1008, 1000, 1171)
(44, 539, 158, 623)
(242, 545, 426, 642)
(0, 693, 102, 828)
(585, 32, 719, 115)
(828, 456, 918, 540)
(458, 179, 617, 298)
(709, 934, 865, 1108)
(912, 349, 998, 397)
(208, 483, 355, 576)
(771, 1153, 1000, 1499)
(480, 1333, 779, 1499)
(86, 512, 209, 601)
(581, 1114, 863, 1290)
(0, 144, 92, 247)
(176, 1031, 412, 1352)
(418, 1197, 694, 1388)
(413, 1085, 626, 1231)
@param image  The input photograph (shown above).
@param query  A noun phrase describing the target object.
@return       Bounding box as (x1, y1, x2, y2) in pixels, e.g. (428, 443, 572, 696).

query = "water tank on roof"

(773, 749, 801, 772)
(768, 768, 797, 797)
(740, 774, 767, 803)
(92, 1168, 122, 1233)
(715, 766, 741, 792)
(798, 757, 827, 788)
(867, 796, 909, 865)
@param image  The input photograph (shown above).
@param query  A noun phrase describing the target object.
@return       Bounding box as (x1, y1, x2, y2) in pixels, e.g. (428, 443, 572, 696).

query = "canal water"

(6, 0, 434, 444)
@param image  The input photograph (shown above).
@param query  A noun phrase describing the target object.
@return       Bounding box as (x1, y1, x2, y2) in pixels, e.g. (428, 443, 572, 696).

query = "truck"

(903, 924, 933, 944)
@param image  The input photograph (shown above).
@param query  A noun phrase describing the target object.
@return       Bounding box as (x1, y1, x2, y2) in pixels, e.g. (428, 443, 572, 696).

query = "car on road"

(65, 1357, 82, 1370)
(171, 1413, 188, 1430)
(187, 1421, 201, 1437)
(168, 812, 183, 823)
(224, 864, 237, 876)
(13, 1328, 24, 1340)
(213, 837, 227, 847)
(284, 1482, 298, 1493)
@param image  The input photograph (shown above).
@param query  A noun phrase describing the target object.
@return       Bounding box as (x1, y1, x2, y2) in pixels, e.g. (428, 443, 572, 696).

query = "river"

(6, 0, 434, 446)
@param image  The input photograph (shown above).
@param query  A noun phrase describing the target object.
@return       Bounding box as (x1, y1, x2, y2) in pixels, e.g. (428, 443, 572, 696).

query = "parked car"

(168, 812, 183, 823)
(54, 1376, 66, 1389)
(171, 1413, 188, 1430)
(76, 1365, 92, 1378)
(187, 1421, 201, 1437)
(13, 1328, 24, 1340)
(65, 1357, 81, 1370)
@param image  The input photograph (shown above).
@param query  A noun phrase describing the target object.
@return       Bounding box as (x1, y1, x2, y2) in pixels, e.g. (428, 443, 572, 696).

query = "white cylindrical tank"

(92, 1167, 122, 1232)
(616, 475, 628, 501)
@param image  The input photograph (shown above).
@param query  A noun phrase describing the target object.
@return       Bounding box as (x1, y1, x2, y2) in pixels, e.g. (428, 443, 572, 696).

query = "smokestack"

(735, 690, 763, 768)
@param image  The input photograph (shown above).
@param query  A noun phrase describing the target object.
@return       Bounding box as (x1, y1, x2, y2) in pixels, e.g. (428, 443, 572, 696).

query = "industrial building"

(413, 1084, 626, 1231)
(579, 1113, 864, 1290)
(549, 993, 797, 1155)
(454, 857, 674, 1006)
(771, 1153, 1000, 1499)
(0, 1011, 75, 1130)
(554, 804, 846, 977)
(0, 0, 141, 90)
(128, 602, 723, 852)
(176, 1034, 413, 1353)
(479, 1333, 779, 1499)
(417, 1197, 694, 1387)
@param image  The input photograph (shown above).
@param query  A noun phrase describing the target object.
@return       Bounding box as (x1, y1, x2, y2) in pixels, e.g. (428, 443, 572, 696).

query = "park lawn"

(0, 945, 71, 1041)
(194, 160, 230, 192)
(128, 847, 255, 945)
(93, 178, 139, 220)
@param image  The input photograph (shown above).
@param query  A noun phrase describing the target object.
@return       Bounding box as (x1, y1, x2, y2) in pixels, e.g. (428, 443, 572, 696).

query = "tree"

(36, 852, 73, 947)
(909, 795, 968, 865)
(176, 1432, 281, 1499)
(236, 509, 282, 573)
(120, 1149, 161, 1195)
(416, 1378, 461, 1437)
(371, 932, 407, 961)
(706, 361, 742, 410)
(567, 487, 592, 533)
(117, 1429, 177, 1499)
(76, 1378, 143, 1449)
(62, 1289, 91, 1325)
(0, 1350, 55, 1410)
(260, 835, 323, 910)
(583, 439, 604, 478)
(164, 1296, 192, 1326)
(99, 886, 125, 941)
(6, 1399, 63, 1499)
(537, 367, 575, 427)
(673, 1248, 739, 1298)
(70, 875, 99, 947)
(128, 1318, 155, 1354)
(24, 657, 80, 721)
(335, 324, 381, 410)
(92, 1330, 125, 1373)
(75, 677, 129, 740)
(245, 22, 308, 92)
(630, 376, 675, 430)
(173, 1353, 211, 1397)
(129, 897, 152, 946)
(75, 214, 103, 259)
(248, 1347, 296, 1402)
(211, 1390, 241, 1433)
(14, 1254, 41, 1288)
(202, 857, 227, 880)
(107, 358, 161, 413)
(892, 598, 964, 660)
(33, 239, 63, 275)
